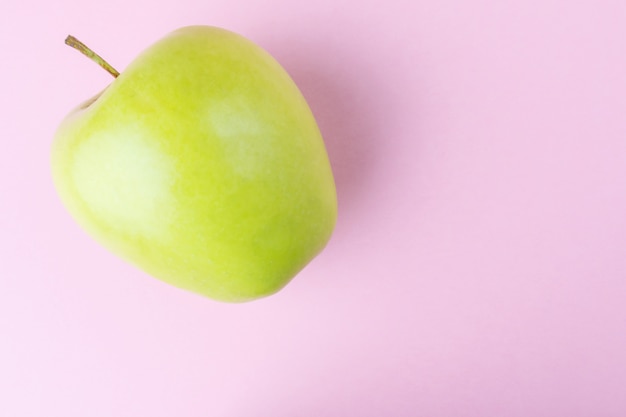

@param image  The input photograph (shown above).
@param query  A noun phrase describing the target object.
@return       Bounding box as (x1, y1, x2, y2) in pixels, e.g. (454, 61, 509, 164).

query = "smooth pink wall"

(1, 0, 625, 416)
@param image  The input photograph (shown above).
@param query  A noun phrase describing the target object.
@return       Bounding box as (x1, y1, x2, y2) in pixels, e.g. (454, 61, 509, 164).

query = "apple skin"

(51, 26, 337, 302)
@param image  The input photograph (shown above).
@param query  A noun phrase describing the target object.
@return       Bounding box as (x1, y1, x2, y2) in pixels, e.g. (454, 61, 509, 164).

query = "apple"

(51, 26, 337, 302)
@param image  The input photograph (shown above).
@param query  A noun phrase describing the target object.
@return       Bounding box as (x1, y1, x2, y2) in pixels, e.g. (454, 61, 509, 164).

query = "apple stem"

(64, 35, 120, 78)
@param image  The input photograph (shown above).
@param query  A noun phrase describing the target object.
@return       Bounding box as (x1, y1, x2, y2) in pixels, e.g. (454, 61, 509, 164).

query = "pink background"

(2, 0, 626, 415)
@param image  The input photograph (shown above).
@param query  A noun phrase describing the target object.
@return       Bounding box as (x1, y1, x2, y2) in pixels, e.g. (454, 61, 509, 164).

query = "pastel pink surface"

(1, 0, 625, 415)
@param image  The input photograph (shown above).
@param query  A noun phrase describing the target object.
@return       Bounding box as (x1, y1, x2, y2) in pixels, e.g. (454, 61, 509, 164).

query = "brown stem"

(65, 35, 120, 78)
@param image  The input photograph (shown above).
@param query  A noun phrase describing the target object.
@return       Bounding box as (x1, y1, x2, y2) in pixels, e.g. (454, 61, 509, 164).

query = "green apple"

(51, 26, 337, 302)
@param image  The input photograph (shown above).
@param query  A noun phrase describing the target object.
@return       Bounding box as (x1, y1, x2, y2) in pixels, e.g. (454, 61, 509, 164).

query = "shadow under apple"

(263, 39, 389, 227)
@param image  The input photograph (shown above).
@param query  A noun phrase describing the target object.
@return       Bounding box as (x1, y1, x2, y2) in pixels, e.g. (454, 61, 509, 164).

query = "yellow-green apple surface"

(51, 26, 337, 302)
